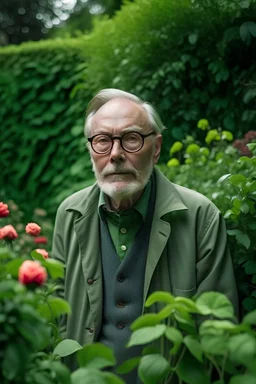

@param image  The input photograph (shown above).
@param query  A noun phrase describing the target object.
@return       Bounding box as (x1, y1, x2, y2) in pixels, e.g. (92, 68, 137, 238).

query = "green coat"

(52, 167, 238, 347)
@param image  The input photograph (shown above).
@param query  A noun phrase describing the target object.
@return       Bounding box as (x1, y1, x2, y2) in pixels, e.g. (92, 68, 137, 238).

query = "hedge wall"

(0, 39, 94, 218)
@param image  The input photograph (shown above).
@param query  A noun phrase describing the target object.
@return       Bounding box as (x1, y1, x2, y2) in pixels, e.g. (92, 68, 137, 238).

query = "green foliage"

(56, 290, 256, 383)
(0, 246, 71, 384)
(162, 122, 256, 315)
(0, 199, 53, 255)
(119, 291, 256, 383)
(0, 39, 94, 218)
(84, 0, 256, 159)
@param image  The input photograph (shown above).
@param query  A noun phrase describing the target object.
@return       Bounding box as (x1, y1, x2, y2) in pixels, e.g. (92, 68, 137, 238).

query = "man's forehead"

(91, 97, 149, 129)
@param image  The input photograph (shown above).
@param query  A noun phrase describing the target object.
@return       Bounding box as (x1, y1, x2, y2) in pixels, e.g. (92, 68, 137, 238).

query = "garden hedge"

(0, 39, 94, 218)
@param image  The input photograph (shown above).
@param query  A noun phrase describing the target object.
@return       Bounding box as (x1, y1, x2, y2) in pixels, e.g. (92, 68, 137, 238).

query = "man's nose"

(110, 139, 125, 162)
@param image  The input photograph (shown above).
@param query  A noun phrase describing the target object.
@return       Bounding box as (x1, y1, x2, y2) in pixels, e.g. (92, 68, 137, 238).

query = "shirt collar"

(98, 178, 152, 221)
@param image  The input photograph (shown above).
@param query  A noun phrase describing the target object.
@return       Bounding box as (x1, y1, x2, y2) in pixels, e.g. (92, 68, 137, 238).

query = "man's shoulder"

(57, 183, 99, 214)
(173, 183, 217, 208)
(155, 168, 219, 214)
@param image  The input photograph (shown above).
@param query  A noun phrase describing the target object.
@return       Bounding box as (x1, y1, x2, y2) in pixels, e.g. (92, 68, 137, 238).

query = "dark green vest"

(98, 178, 156, 383)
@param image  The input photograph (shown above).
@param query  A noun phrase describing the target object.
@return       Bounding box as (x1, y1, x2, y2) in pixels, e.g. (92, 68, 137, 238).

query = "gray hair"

(84, 88, 166, 137)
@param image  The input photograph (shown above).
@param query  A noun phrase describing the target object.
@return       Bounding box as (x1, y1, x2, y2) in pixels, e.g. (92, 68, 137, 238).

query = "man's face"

(89, 98, 162, 201)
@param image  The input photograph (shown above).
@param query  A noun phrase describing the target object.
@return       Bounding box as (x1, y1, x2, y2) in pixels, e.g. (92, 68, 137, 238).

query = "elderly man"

(52, 89, 238, 381)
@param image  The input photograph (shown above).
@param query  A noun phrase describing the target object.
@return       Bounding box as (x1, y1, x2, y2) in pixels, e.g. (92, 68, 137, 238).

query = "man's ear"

(153, 134, 162, 164)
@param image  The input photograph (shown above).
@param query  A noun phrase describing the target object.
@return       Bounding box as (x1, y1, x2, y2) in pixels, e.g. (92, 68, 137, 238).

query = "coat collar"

(64, 166, 188, 218)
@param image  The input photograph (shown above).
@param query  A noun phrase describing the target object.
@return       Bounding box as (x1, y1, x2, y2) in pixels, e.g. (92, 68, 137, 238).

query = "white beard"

(91, 159, 154, 201)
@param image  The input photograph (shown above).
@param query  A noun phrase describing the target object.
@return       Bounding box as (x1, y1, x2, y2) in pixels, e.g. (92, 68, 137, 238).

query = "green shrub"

(161, 123, 256, 315)
(0, 39, 94, 218)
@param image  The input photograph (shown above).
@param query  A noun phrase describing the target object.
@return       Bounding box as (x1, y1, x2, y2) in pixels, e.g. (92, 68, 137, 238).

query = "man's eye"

(96, 136, 110, 144)
(125, 134, 139, 142)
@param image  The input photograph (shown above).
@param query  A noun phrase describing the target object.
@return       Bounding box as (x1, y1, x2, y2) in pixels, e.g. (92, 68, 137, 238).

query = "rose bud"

(0, 202, 9, 217)
(25, 223, 41, 236)
(18, 260, 47, 286)
(35, 249, 49, 259)
(34, 236, 48, 244)
(0, 225, 18, 240)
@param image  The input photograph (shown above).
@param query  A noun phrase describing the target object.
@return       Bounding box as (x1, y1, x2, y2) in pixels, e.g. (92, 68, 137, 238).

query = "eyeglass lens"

(92, 132, 144, 153)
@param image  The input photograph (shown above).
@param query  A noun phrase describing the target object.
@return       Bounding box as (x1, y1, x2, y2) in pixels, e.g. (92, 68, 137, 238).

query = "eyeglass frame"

(87, 131, 157, 154)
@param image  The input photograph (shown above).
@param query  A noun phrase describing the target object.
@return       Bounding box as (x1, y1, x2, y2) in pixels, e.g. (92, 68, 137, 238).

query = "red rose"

(0, 225, 18, 240)
(0, 202, 9, 218)
(25, 223, 41, 236)
(35, 248, 49, 259)
(34, 236, 48, 244)
(18, 260, 47, 286)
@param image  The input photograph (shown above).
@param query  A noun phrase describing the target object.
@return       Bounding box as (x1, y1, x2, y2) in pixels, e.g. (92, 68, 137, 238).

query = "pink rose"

(34, 236, 48, 244)
(35, 248, 49, 259)
(0, 225, 18, 240)
(25, 223, 41, 236)
(0, 202, 9, 217)
(18, 260, 47, 286)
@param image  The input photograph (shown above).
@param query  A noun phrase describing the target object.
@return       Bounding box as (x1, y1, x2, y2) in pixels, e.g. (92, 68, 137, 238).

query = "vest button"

(117, 273, 124, 282)
(87, 279, 94, 285)
(116, 321, 125, 329)
(117, 300, 125, 308)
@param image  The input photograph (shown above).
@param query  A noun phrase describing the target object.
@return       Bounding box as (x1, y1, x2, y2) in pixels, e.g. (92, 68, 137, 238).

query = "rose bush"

(0, 202, 9, 217)
(26, 222, 41, 236)
(18, 260, 47, 285)
(0, 200, 52, 256)
(0, 224, 18, 240)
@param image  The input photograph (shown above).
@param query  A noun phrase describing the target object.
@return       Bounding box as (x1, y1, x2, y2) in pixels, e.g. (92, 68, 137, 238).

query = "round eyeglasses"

(88, 131, 156, 154)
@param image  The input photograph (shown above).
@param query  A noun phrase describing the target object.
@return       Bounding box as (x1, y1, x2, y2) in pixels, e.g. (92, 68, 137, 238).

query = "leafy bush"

(161, 123, 256, 315)
(55, 290, 256, 384)
(0, 39, 94, 218)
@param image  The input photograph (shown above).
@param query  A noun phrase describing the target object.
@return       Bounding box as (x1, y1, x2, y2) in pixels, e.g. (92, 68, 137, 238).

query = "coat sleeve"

(196, 209, 239, 318)
(51, 204, 68, 336)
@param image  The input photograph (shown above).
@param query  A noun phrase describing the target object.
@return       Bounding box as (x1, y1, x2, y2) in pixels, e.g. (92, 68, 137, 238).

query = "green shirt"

(98, 180, 152, 260)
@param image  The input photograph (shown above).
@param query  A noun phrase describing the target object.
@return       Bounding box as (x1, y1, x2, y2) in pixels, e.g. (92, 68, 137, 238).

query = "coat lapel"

(144, 217, 171, 301)
(69, 187, 103, 337)
(143, 168, 188, 303)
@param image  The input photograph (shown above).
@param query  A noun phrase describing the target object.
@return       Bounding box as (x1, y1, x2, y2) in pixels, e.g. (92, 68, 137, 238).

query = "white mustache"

(101, 166, 139, 178)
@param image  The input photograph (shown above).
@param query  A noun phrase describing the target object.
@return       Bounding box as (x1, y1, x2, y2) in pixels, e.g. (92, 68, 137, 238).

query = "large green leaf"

(103, 372, 126, 384)
(53, 339, 83, 357)
(196, 292, 234, 318)
(165, 326, 183, 354)
(145, 291, 175, 307)
(138, 354, 170, 384)
(183, 335, 203, 362)
(116, 356, 141, 374)
(177, 351, 210, 384)
(77, 343, 116, 369)
(201, 334, 228, 356)
(127, 325, 167, 347)
(71, 368, 106, 384)
(130, 313, 161, 331)
(228, 334, 256, 365)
